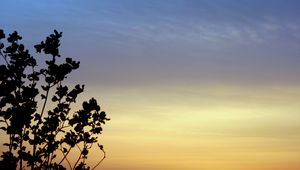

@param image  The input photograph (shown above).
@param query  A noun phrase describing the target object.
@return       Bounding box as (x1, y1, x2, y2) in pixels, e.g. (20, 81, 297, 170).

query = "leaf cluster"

(0, 29, 109, 170)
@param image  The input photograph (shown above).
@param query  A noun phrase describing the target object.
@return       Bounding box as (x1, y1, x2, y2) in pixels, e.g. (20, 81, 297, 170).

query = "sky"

(1, 0, 300, 169)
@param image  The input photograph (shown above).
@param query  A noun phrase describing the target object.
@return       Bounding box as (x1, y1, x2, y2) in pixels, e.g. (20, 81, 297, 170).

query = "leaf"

(66, 57, 72, 63)
(19, 44, 24, 51)
(0, 29, 5, 39)
(34, 44, 43, 53)
(97, 143, 103, 150)
(0, 127, 7, 131)
(52, 95, 58, 102)
(0, 43, 4, 49)
(81, 148, 88, 156)
(63, 147, 68, 153)
(3, 143, 10, 146)
(41, 85, 49, 91)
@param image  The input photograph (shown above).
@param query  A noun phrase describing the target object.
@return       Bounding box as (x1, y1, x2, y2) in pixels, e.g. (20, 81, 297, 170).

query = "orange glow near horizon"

(77, 84, 300, 170)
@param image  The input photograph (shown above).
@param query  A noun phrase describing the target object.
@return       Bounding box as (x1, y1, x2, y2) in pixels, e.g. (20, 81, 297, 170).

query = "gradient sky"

(1, 0, 300, 170)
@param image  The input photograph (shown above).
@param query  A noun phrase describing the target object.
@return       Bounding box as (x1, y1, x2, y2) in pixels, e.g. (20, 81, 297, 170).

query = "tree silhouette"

(0, 29, 109, 170)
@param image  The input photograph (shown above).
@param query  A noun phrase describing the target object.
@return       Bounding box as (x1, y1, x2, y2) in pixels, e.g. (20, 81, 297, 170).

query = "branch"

(73, 143, 83, 170)
(0, 51, 9, 65)
(0, 118, 9, 126)
(91, 148, 106, 170)
(62, 152, 72, 170)
(58, 146, 72, 167)
(40, 85, 50, 119)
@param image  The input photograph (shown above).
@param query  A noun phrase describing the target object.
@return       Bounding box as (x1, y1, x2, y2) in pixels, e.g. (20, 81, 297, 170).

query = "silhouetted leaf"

(0, 29, 5, 39)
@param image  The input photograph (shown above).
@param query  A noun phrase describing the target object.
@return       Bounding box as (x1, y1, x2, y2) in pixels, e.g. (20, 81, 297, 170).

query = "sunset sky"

(1, 0, 300, 169)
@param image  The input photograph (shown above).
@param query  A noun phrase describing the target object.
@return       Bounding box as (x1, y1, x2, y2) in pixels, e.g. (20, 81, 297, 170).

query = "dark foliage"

(0, 29, 109, 170)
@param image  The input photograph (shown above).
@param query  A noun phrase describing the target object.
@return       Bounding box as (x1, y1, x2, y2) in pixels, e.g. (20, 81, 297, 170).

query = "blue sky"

(2, 1, 300, 85)
(2, 0, 298, 88)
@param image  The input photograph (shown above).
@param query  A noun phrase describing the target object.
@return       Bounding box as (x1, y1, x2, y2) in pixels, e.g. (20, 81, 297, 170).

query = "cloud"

(72, 0, 300, 49)
(2, 0, 300, 47)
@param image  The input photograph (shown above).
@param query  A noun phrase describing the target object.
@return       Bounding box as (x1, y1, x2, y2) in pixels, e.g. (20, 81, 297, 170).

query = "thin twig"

(64, 154, 72, 170)
(40, 85, 50, 119)
(73, 143, 83, 170)
(91, 148, 106, 170)
(0, 51, 9, 65)
(58, 146, 72, 166)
